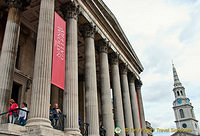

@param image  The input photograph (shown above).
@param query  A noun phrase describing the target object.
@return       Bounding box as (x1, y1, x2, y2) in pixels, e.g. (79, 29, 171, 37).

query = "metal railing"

(0, 108, 29, 124)
(0, 108, 29, 117)
(49, 112, 66, 131)
(0, 109, 89, 135)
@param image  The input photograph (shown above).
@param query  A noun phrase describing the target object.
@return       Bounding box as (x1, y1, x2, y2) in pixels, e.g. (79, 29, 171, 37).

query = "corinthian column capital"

(96, 39, 109, 53)
(109, 52, 119, 65)
(61, 1, 80, 20)
(80, 23, 96, 38)
(128, 72, 136, 83)
(6, 0, 30, 10)
(119, 63, 128, 75)
(136, 79, 143, 90)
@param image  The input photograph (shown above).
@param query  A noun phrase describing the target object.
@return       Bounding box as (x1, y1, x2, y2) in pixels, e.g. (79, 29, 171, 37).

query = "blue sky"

(103, 0, 200, 136)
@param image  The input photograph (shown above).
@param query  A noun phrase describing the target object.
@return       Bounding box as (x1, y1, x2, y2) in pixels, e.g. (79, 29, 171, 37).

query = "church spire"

(171, 63, 200, 135)
(172, 63, 182, 87)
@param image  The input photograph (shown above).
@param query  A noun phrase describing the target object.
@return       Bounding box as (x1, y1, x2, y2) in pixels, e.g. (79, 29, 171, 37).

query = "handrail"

(0, 109, 89, 134)
(0, 108, 29, 116)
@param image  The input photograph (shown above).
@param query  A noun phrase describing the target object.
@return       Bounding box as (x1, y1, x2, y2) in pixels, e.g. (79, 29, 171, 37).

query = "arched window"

(180, 91, 183, 95)
(179, 109, 184, 118)
(177, 91, 180, 96)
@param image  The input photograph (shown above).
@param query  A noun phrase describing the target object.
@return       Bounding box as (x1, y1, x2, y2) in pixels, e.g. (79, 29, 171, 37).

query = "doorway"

(11, 82, 22, 104)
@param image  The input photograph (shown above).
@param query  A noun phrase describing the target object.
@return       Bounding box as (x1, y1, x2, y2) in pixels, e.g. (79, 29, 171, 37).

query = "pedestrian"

(99, 125, 106, 136)
(79, 116, 82, 126)
(50, 103, 61, 129)
(7, 99, 18, 124)
(18, 102, 28, 126)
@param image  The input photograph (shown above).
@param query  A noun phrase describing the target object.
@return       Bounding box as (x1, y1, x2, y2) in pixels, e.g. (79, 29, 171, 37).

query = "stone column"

(78, 77, 85, 124)
(129, 73, 142, 136)
(81, 23, 99, 136)
(120, 64, 135, 136)
(26, 0, 54, 128)
(136, 80, 147, 136)
(0, 10, 7, 54)
(61, 2, 81, 135)
(0, 0, 29, 123)
(110, 53, 125, 136)
(98, 39, 114, 136)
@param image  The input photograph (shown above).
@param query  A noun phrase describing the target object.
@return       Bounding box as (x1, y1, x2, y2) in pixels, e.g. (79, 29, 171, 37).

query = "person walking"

(7, 99, 18, 124)
(18, 102, 28, 126)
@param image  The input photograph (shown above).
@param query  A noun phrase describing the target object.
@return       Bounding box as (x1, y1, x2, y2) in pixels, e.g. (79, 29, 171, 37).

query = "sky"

(103, 0, 200, 136)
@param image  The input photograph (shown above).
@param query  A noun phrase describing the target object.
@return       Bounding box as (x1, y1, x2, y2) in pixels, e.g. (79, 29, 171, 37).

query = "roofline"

(96, 0, 144, 72)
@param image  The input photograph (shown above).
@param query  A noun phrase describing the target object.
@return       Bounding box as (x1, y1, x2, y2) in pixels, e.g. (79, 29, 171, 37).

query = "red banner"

(51, 12, 66, 90)
(135, 91, 142, 129)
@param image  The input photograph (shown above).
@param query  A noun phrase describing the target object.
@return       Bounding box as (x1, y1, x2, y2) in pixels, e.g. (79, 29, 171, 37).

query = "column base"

(0, 123, 70, 136)
(0, 123, 26, 136)
(26, 125, 64, 136)
(26, 118, 52, 128)
(64, 128, 81, 136)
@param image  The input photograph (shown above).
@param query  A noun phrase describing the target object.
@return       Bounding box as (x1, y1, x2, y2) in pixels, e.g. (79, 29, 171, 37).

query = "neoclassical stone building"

(0, 0, 146, 136)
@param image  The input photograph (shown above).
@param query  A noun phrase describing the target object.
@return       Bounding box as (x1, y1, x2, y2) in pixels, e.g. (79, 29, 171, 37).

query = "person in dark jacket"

(50, 104, 61, 128)
(99, 125, 106, 136)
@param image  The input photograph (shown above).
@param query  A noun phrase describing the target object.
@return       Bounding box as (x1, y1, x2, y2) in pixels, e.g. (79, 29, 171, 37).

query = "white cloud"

(104, 0, 200, 136)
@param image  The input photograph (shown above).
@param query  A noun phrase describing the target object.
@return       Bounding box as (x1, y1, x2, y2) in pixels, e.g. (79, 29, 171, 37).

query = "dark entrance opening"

(11, 82, 21, 104)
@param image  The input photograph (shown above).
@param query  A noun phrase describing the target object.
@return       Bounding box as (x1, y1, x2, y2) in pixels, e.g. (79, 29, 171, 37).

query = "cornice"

(94, 0, 144, 72)
(79, 0, 143, 74)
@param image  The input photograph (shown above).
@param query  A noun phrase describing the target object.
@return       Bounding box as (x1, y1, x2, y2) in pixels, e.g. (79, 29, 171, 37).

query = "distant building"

(146, 121, 153, 136)
(171, 64, 200, 136)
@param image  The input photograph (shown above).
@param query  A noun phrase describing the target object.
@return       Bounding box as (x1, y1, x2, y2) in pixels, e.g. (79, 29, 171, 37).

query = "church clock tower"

(172, 64, 200, 135)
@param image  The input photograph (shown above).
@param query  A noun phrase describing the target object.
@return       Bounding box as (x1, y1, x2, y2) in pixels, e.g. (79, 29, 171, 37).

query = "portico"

(0, 0, 146, 136)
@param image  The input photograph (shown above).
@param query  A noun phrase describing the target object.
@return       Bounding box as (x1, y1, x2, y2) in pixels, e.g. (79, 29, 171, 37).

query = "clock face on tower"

(177, 99, 182, 104)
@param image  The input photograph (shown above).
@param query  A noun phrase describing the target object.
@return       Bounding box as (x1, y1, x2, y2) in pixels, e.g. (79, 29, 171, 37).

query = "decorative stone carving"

(120, 63, 128, 75)
(96, 39, 109, 53)
(128, 72, 137, 83)
(80, 23, 96, 38)
(5, 0, 30, 10)
(110, 52, 119, 65)
(61, 1, 80, 20)
(136, 79, 143, 90)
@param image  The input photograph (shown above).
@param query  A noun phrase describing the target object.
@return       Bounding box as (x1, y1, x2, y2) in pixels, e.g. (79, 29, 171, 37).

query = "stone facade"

(0, 0, 146, 136)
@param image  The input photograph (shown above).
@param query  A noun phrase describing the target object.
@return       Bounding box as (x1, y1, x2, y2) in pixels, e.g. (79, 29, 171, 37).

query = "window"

(177, 91, 180, 96)
(179, 109, 184, 118)
(180, 91, 183, 95)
